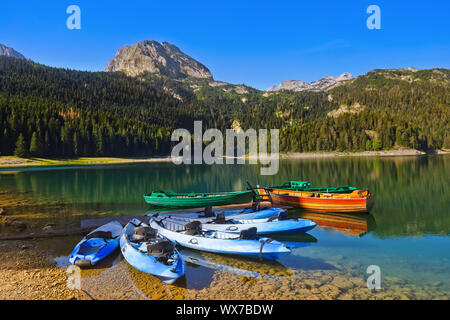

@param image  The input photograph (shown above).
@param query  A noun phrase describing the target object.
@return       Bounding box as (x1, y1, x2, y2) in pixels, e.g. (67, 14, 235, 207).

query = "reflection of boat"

(120, 258, 187, 300)
(179, 248, 292, 279)
(297, 212, 376, 237)
(269, 232, 318, 248)
(144, 190, 253, 208)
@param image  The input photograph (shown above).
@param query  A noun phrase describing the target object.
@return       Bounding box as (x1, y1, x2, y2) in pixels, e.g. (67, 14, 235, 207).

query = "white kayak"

(152, 213, 317, 235)
(120, 218, 185, 284)
(150, 216, 291, 260)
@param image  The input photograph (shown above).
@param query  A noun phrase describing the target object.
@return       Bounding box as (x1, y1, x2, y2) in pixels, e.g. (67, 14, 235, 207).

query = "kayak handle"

(189, 238, 198, 245)
(226, 226, 239, 231)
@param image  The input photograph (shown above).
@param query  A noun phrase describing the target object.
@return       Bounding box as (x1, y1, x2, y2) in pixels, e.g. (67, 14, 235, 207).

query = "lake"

(0, 156, 449, 299)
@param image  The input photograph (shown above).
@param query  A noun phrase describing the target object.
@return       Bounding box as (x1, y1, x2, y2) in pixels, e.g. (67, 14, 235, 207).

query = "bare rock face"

(0, 44, 25, 59)
(267, 72, 353, 92)
(105, 40, 213, 79)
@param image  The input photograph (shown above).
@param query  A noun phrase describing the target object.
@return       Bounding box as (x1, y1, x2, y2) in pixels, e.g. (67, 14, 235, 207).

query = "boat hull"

(144, 190, 253, 208)
(267, 189, 375, 213)
(160, 216, 317, 235)
(154, 207, 285, 221)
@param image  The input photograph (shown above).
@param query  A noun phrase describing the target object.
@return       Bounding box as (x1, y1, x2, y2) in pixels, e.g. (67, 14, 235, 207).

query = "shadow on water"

(179, 247, 293, 280)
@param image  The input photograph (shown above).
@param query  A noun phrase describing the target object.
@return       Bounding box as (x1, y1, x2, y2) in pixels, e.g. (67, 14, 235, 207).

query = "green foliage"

(14, 133, 28, 157)
(0, 56, 448, 156)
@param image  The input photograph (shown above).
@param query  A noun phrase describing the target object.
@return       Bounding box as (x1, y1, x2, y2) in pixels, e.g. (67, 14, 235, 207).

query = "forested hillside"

(0, 56, 448, 157)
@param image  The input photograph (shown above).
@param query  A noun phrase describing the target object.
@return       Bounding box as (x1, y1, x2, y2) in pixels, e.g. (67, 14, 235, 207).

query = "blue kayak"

(153, 206, 286, 221)
(150, 217, 291, 260)
(69, 220, 123, 268)
(120, 218, 185, 285)
(154, 213, 317, 235)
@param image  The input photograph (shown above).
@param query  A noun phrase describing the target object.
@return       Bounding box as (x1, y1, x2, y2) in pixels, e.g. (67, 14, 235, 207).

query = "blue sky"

(1, 0, 449, 90)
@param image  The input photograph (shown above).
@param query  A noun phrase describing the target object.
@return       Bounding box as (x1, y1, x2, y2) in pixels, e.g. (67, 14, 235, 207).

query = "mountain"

(0, 53, 448, 158)
(105, 40, 213, 79)
(0, 44, 25, 59)
(268, 72, 353, 92)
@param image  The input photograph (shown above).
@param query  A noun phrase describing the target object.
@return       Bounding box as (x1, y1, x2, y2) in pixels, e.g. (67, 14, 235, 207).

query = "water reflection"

(179, 248, 292, 281)
(292, 211, 377, 237)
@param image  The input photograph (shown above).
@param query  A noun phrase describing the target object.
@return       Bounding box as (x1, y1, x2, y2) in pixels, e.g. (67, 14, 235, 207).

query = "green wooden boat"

(264, 181, 358, 194)
(144, 190, 253, 208)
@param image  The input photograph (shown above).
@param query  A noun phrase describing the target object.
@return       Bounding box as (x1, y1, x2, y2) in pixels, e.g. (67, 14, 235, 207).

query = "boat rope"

(259, 238, 274, 261)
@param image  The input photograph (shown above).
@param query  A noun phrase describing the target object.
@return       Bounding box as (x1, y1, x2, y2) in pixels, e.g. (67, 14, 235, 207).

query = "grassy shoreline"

(0, 149, 448, 169)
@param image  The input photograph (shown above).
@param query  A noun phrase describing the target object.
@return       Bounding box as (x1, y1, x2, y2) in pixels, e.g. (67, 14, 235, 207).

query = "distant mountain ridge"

(105, 40, 213, 79)
(0, 44, 25, 59)
(268, 72, 353, 92)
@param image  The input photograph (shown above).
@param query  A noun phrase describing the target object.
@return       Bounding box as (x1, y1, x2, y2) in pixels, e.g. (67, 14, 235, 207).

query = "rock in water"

(0, 44, 26, 59)
(105, 40, 213, 79)
(10, 220, 27, 232)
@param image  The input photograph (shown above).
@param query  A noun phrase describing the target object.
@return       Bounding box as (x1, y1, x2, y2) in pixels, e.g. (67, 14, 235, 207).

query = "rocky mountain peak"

(0, 44, 25, 59)
(267, 72, 353, 92)
(105, 40, 213, 79)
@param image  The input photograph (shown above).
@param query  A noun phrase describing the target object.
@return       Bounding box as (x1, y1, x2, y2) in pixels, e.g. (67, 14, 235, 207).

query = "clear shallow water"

(0, 156, 449, 299)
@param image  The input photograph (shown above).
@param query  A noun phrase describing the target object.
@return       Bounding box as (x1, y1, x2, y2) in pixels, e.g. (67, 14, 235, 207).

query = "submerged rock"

(10, 220, 27, 232)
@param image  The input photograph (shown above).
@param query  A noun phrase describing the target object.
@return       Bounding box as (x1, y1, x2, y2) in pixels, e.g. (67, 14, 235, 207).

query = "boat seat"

(77, 243, 105, 255)
(184, 221, 202, 235)
(204, 206, 214, 217)
(146, 240, 174, 257)
(239, 227, 258, 240)
(211, 212, 231, 224)
(132, 226, 157, 242)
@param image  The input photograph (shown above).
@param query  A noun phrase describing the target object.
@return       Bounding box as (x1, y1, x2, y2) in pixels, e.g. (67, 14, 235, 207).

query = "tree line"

(0, 56, 448, 158)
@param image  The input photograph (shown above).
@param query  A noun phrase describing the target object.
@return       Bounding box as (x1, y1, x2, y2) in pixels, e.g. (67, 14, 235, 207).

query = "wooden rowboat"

(144, 190, 253, 208)
(257, 188, 375, 213)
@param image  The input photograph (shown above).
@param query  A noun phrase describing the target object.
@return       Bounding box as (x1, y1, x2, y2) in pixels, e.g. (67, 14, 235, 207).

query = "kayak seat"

(146, 240, 174, 257)
(132, 226, 158, 243)
(184, 221, 202, 235)
(239, 227, 258, 240)
(204, 206, 214, 217)
(212, 212, 230, 224)
(77, 242, 105, 255)
(267, 213, 292, 222)
(86, 231, 113, 240)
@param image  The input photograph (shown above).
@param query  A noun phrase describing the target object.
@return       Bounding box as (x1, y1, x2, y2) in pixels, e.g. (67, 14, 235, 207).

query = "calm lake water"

(0, 156, 449, 299)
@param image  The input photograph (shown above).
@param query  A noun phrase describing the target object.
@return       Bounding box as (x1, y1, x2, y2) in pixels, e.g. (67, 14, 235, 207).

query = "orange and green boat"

(255, 181, 375, 213)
